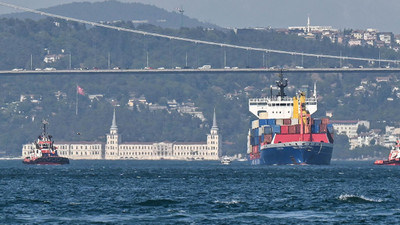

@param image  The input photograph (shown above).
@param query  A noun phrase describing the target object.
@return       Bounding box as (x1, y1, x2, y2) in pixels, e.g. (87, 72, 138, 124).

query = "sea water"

(1, 160, 399, 224)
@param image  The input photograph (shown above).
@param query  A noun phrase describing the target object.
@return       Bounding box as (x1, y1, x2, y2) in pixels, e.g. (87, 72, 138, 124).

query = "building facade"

(104, 109, 221, 160)
(22, 109, 221, 160)
(331, 120, 370, 138)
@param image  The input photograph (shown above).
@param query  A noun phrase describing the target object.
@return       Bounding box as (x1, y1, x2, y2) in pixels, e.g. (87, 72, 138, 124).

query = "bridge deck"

(1, 68, 400, 76)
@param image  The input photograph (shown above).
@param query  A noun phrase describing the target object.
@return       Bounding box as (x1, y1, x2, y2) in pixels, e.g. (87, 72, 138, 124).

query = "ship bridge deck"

(249, 96, 318, 119)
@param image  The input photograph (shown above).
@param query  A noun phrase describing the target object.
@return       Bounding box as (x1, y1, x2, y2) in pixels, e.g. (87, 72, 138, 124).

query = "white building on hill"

(331, 120, 370, 138)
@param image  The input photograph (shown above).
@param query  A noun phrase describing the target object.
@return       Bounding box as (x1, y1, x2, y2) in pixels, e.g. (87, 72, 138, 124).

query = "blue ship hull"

(250, 142, 333, 165)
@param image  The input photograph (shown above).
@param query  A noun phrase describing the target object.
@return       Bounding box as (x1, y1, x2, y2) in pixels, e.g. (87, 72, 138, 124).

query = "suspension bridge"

(1, 67, 400, 76)
(0, 1, 399, 76)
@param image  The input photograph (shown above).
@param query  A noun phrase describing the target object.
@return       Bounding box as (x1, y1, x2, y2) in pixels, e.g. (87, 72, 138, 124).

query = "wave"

(338, 194, 383, 203)
(68, 202, 81, 205)
(137, 199, 179, 207)
(214, 200, 241, 205)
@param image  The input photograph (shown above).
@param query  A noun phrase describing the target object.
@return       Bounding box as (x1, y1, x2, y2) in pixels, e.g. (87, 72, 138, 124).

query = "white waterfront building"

(22, 109, 221, 160)
(22, 142, 103, 160)
(105, 109, 221, 160)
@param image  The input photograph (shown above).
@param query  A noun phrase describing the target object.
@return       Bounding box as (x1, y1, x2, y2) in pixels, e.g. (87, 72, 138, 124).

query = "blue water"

(1, 160, 400, 224)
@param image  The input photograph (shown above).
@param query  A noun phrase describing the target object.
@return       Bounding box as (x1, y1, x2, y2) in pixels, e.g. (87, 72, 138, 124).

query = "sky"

(1, 0, 400, 33)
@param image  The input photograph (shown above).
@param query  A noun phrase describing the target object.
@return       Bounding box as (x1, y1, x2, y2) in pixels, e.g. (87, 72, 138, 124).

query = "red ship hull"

(374, 141, 400, 166)
(374, 159, 400, 166)
(23, 156, 69, 165)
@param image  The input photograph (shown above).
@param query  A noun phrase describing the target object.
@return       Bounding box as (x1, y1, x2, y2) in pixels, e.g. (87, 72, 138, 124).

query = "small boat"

(374, 140, 400, 165)
(221, 156, 231, 165)
(23, 120, 69, 165)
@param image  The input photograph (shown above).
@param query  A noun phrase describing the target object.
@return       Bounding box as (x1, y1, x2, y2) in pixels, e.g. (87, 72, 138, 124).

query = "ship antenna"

(42, 119, 48, 136)
(276, 70, 287, 97)
(313, 81, 317, 98)
(270, 85, 273, 97)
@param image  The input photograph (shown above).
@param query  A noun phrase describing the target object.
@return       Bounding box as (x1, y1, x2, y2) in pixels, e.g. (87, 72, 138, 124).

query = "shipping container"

(259, 119, 268, 126)
(288, 125, 296, 134)
(259, 112, 268, 119)
(283, 119, 291, 125)
(264, 126, 272, 134)
(253, 128, 259, 137)
(322, 118, 330, 125)
(267, 119, 276, 125)
(264, 134, 273, 143)
(252, 145, 259, 154)
(250, 137, 255, 146)
(291, 118, 299, 125)
(260, 135, 264, 143)
(311, 125, 320, 133)
(281, 125, 289, 134)
(320, 124, 327, 133)
(258, 126, 264, 136)
(295, 124, 301, 133)
(276, 119, 284, 125)
(254, 136, 259, 145)
(272, 125, 281, 134)
(314, 119, 322, 126)
(311, 124, 319, 134)
(252, 120, 259, 129)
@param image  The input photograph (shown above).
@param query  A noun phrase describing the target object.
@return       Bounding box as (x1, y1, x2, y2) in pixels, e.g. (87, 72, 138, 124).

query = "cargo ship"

(23, 120, 69, 165)
(374, 140, 400, 165)
(247, 73, 334, 165)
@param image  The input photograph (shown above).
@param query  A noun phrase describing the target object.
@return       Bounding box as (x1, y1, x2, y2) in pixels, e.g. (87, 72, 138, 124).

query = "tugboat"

(23, 120, 69, 165)
(374, 140, 400, 165)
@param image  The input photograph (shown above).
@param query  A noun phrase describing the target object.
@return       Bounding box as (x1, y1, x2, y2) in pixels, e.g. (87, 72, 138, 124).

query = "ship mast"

(276, 70, 288, 98)
(42, 120, 48, 137)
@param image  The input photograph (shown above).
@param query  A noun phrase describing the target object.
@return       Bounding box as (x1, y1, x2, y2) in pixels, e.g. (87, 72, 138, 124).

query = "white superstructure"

(249, 96, 317, 119)
(249, 75, 318, 119)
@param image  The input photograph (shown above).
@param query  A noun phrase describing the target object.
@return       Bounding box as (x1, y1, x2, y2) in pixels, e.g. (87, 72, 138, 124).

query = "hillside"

(0, 18, 399, 158)
(1, 0, 217, 29)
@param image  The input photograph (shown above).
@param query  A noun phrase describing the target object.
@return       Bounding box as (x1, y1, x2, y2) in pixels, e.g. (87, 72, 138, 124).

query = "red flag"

(77, 85, 85, 96)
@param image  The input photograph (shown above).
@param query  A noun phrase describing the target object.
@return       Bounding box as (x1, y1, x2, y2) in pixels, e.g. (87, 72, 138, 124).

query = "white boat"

(221, 156, 231, 165)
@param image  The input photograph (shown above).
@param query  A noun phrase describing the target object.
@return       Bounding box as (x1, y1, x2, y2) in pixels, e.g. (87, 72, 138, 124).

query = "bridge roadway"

(1, 67, 400, 76)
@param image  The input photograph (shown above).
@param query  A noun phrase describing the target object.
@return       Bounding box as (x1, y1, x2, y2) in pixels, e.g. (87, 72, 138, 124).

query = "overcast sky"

(1, 0, 400, 33)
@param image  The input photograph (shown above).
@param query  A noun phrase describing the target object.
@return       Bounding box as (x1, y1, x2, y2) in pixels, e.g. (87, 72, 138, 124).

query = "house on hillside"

(43, 54, 65, 63)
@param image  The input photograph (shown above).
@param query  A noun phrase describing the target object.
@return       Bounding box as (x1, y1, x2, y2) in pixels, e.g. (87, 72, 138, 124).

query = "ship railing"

(249, 96, 317, 103)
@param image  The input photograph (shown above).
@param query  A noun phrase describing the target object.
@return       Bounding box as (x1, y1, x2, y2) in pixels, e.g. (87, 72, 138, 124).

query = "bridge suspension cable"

(0, 1, 398, 64)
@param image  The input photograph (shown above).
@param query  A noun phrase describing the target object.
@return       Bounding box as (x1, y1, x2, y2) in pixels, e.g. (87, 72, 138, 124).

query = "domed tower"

(105, 108, 120, 159)
(207, 108, 221, 159)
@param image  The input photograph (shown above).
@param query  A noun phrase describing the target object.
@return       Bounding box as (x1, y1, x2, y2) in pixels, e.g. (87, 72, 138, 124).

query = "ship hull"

(374, 159, 400, 166)
(250, 142, 333, 165)
(23, 156, 69, 165)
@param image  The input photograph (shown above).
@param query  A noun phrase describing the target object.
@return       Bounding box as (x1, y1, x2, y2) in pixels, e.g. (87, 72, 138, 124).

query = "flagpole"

(76, 85, 78, 116)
